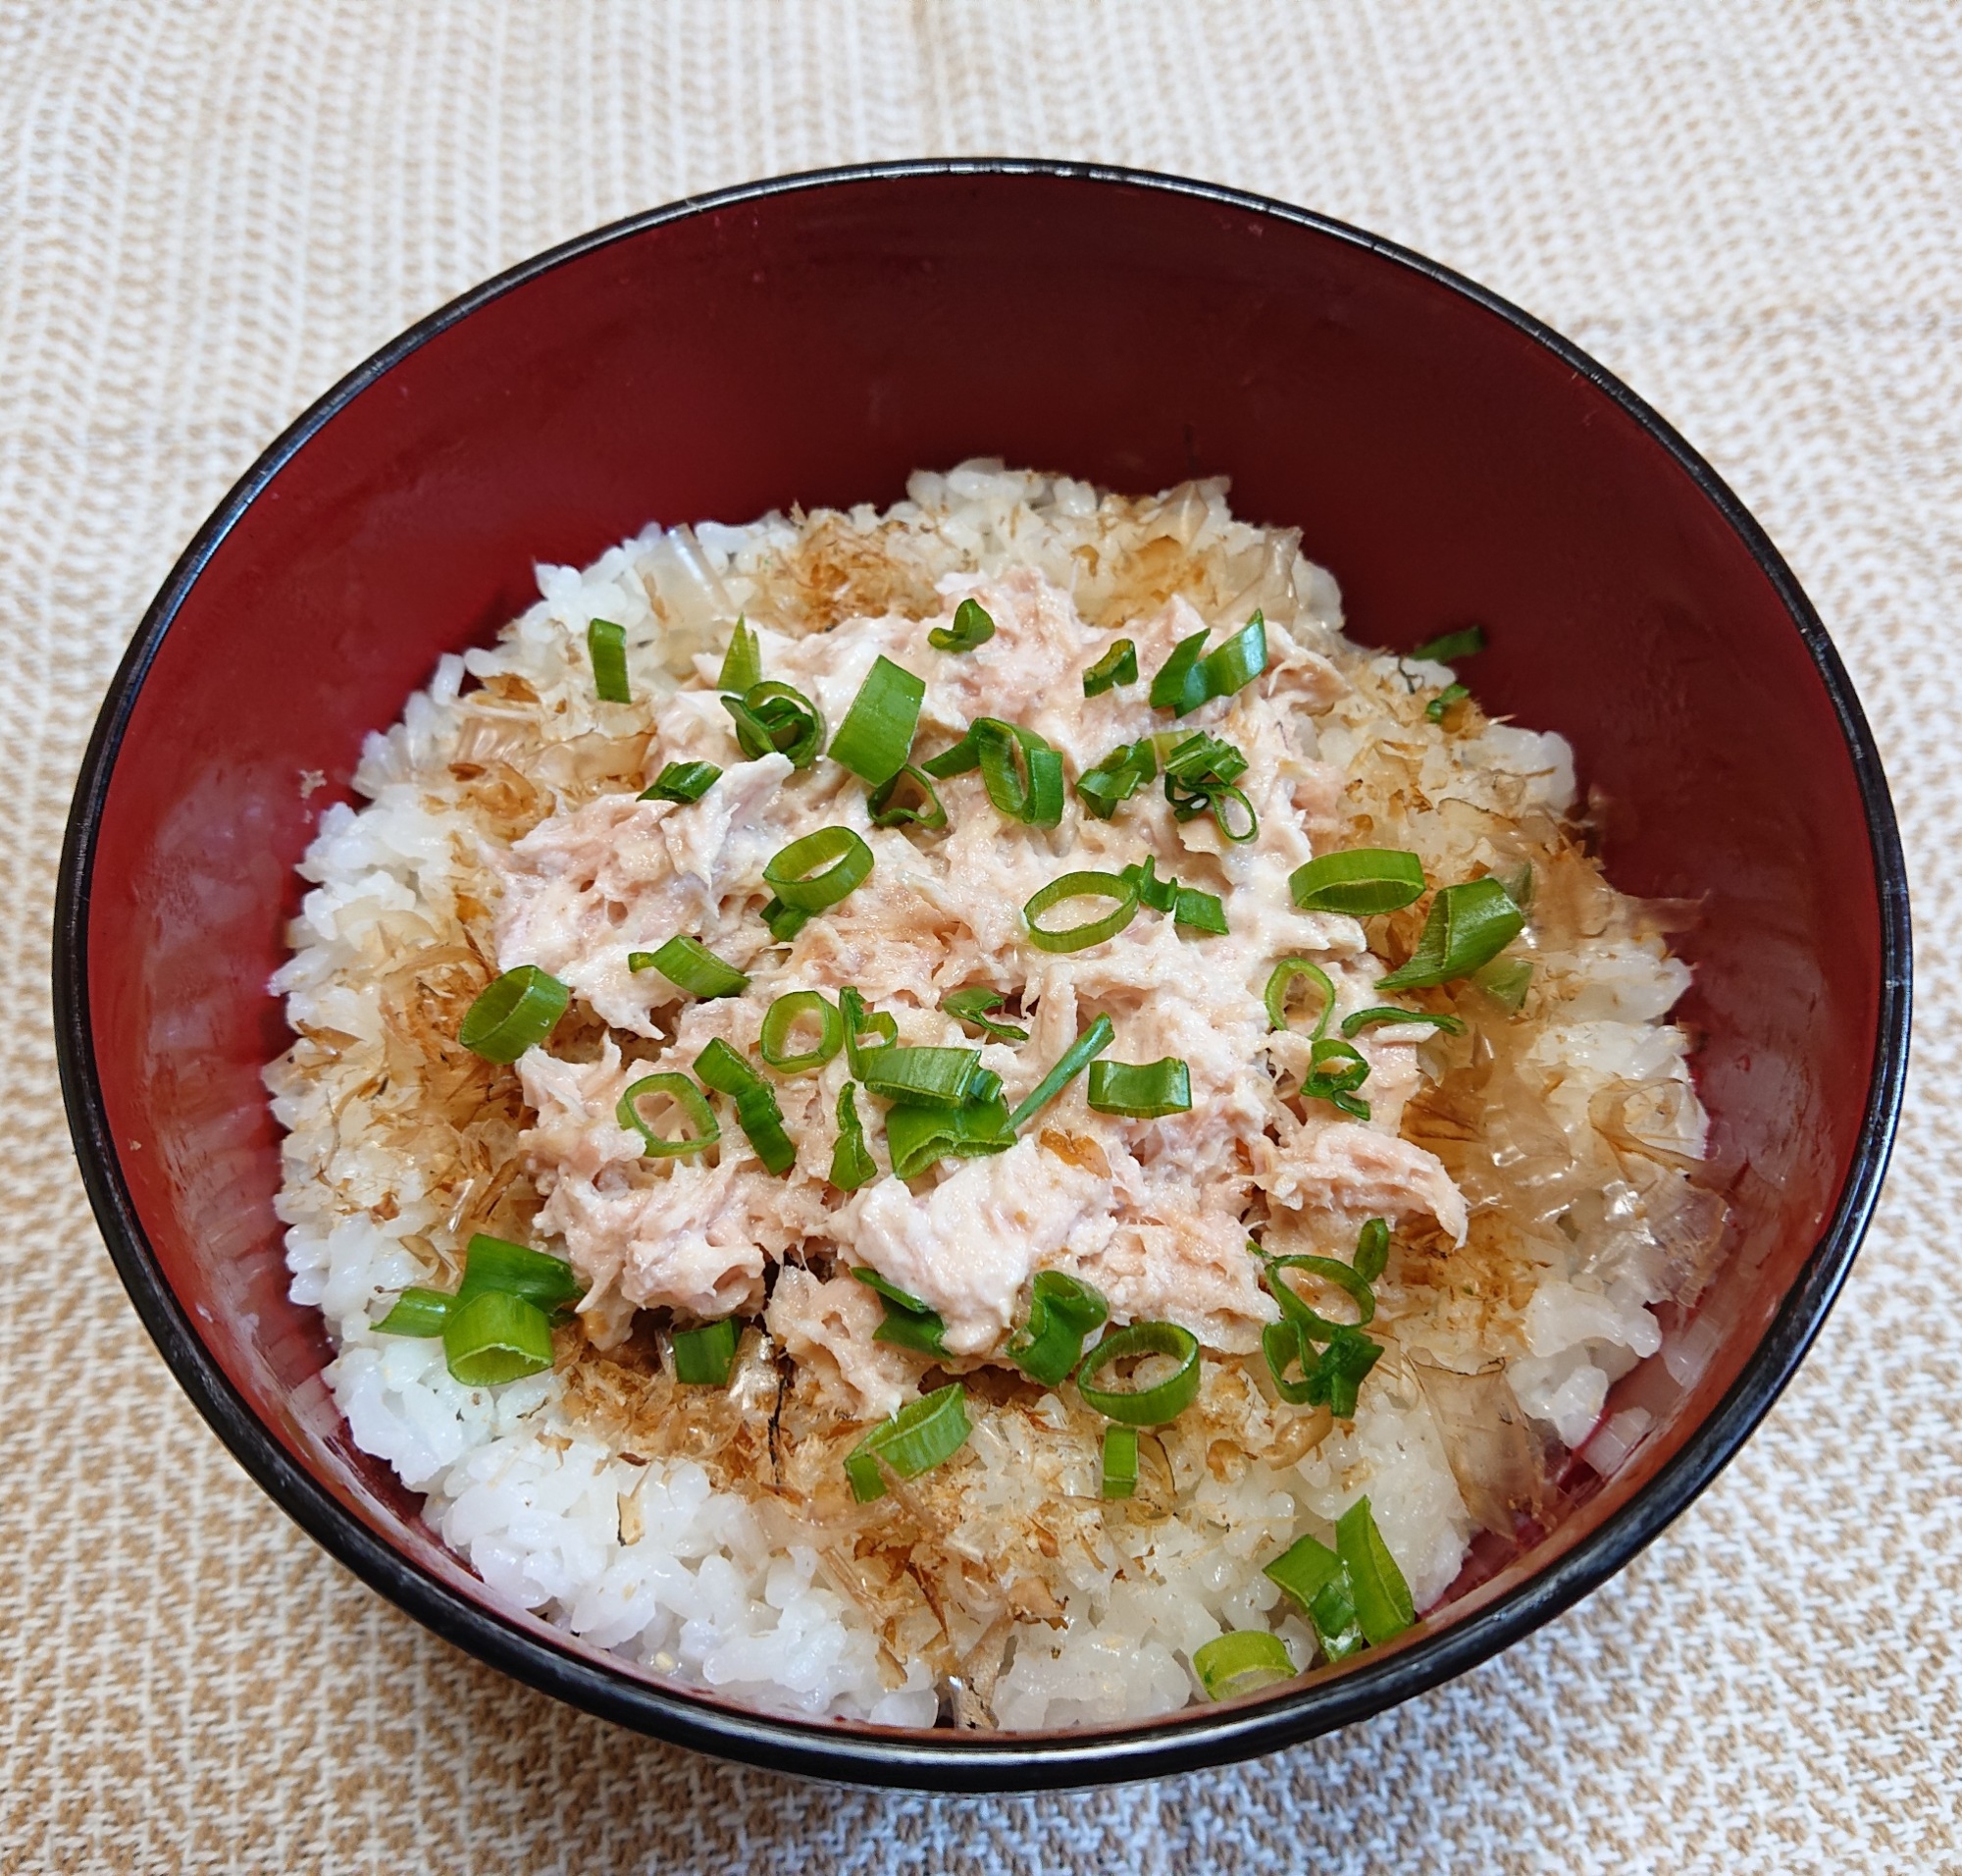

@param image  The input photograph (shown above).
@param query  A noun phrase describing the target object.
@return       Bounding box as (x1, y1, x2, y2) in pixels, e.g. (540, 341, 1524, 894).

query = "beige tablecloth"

(4, 3, 1956, 1870)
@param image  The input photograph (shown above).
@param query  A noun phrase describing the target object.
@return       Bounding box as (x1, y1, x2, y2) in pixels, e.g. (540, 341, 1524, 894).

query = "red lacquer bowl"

(54, 163, 1909, 1789)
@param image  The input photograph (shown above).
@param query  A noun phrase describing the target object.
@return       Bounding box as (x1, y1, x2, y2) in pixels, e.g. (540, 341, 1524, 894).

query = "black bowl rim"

(53, 157, 1912, 1792)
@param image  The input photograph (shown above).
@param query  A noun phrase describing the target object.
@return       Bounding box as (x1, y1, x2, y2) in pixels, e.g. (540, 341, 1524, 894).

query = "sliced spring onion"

(940, 986, 1029, 1042)
(1172, 886, 1228, 935)
(1354, 1217, 1390, 1284)
(1311, 1327, 1382, 1418)
(758, 990, 845, 1072)
(858, 1044, 987, 1109)
(851, 1267, 949, 1356)
(1149, 612, 1268, 716)
(866, 762, 948, 830)
(1082, 639, 1139, 697)
(1086, 1058, 1192, 1119)
(1306, 1036, 1370, 1096)
(976, 720, 1064, 827)
(722, 679, 824, 768)
(672, 1317, 740, 1386)
(829, 655, 925, 784)
(1076, 737, 1158, 819)
(828, 1082, 878, 1191)
(1075, 1321, 1203, 1426)
(1377, 876, 1523, 990)
(1267, 1254, 1376, 1330)
(1339, 1005, 1467, 1039)
(1121, 855, 1178, 913)
(1262, 1315, 1380, 1416)
(1335, 1496, 1415, 1644)
(883, 1094, 1014, 1178)
(1410, 624, 1486, 664)
(840, 988, 899, 1073)
(1264, 1530, 1345, 1615)
(375, 1287, 453, 1336)
(844, 1382, 972, 1503)
(1024, 870, 1140, 953)
(442, 1288, 554, 1388)
(1265, 959, 1336, 1037)
(617, 1071, 720, 1158)
(693, 1039, 797, 1175)
(1005, 1271, 1110, 1386)
(1193, 1630, 1295, 1700)
(1007, 1014, 1114, 1131)
(763, 826, 875, 912)
(587, 618, 631, 704)
(1288, 849, 1427, 915)
(1262, 1317, 1318, 1405)
(1472, 957, 1534, 1011)
(1503, 860, 1536, 912)
(645, 933, 749, 999)
(458, 964, 569, 1064)
(640, 759, 721, 804)
(457, 1234, 583, 1312)
(718, 618, 762, 693)
(1425, 681, 1470, 723)
(1101, 1423, 1139, 1499)
(760, 898, 810, 943)
(929, 597, 996, 652)
(1162, 731, 1256, 844)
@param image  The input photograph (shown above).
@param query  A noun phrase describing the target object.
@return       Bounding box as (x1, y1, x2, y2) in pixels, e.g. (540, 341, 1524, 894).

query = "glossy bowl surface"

(54, 161, 1909, 1790)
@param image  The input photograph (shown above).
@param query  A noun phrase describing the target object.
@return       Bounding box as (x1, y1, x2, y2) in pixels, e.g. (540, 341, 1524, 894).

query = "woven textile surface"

(4, 2, 1957, 1870)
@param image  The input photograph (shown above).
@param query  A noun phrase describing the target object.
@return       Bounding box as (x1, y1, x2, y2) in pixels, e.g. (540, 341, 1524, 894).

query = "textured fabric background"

(3, 3, 1956, 1870)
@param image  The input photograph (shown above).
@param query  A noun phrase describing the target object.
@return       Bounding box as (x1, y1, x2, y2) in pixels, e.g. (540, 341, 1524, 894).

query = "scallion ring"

(1425, 681, 1470, 723)
(1377, 876, 1523, 990)
(844, 1383, 972, 1503)
(644, 934, 749, 1000)
(1472, 957, 1534, 1010)
(1336, 1496, 1416, 1644)
(639, 760, 721, 804)
(758, 990, 844, 1073)
(1193, 1630, 1295, 1701)
(883, 1096, 1014, 1178)
(1006, 1014, 1114, 1131)
(442, 1289, 554, 1388)
(722, 679, 824, 768)
(718, 618, 761, 693)
(693, 1038, 797, 1174)
(1265, 959, 1336, 1037)
(672, 1318, 740, 1386)
(976, 719, 1064, 827)
(928, 597, 996, 652)
(1340, 1005, 1467, 1039)
(763, 825, 875, 912)
(1409, 624, 1485, 665)
(1024, 871, 1140, 954)
(840, 988, 898, 1073)
(1289, 848, 1427, 915)
(851, 1268, 949, 1356)
(1086, 1058, 1192, 1119)
(1267, 1253, 1375, 1329)
(866, 762, 947, 830)
(1082, 639, 1139, 697)
(1077, 738, 1157, 819)
(1075, 1321, 1203, 1426)
(458, 964, 570, 1063)
(375, 1287, 453, 1337)
(940, 986, 1028, 1042)
(616, 1071, 720, 1159)
(1005, 1271, 1110, 1387)
(1307, 1036, 1370, 1095)
(857, 1044, 986, 1109)
(587, 618, 631, 704)
(1101, 1423, 1139, 1499)
(456, 1234, 584, 1312)
(1173, 886, 1227, 934)
(1354, 1217, 1390, 1284)
(828, 1082, 878, 1191)
(829, 654, 925, 785)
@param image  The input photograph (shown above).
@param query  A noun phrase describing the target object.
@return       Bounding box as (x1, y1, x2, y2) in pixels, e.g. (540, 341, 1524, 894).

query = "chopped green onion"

(1262, 1315, 1380, 1416)
(1121, 855, 1178, 913)
(587, 619, 631, 704)
(883, 1095, 1014, 1178)
(1007, 1014, 1114, 1131)
(1289, 849, 1427, 915)
(828, 1082, 878, 1191)
(763, 826, 875, 912)
(1076, 738, 1158, 819)
(866, 763, 948, 830)
(1503, 861, 1536, 912)
(1265, 959, 1337, 1037)
(1354, 1217, 1390, 1284)
(758, 990, 844, 1072)
(1313, 1327, 1382, 1418)
(1162, 731, 1256, 843)
(640, 760, 721, 804)
(457, 1234, 583, 1312)
(1005, 1271, 1110, 1386)
(458, 964, 570, 1064)
(1473, 957, 1534, 1011)
(1336, 1496, 1415, 1644)
(693, 1039, 797, 1175)
(722, 680, 824, 768)
(1101, 1423, 1139, 1499)
(840, 988, 899, 1073)
(1377, 877, 1523, 990)
(1262, 1317, 1318, 1405)
(1263, 1531, 1366, 1659)
(1075, 1321, 1203, 1426)
(1173, 887, 1228, 935)
(375, 1287, 453, 1336)
(1024, 870, 1141, 953)
(718, 617, 761, 693)
(672, 1317, 741, 1386)
(844, 1382, 972, 1502)
(1306, 1036, 1370, 1096)
(1149, 612, 1268, 716)
(759, 898, 810, 943)
(1083, 639, 1139, 697)
(830, 655, 925, 785)
(851, 1267, 949, 1355)
(442, 1288, 554, 1388)
(645, 934, 749, 999)
(1086, 1058, 1192, 1119)
(1425, 682, 1470, 723)
(977, 720, 1064, 827)
(940, 986, 1029, 1042)
(617, 1071, 720, 1158)
(929, 597, 996, 652)
(1409, 624, 1486, 665)
(1267, 1254, 1375, 1330)
(1339, 1005, 1467, 1039)
(1193, 1630, 1295, 1700)
(857, 1044, 986, 1109)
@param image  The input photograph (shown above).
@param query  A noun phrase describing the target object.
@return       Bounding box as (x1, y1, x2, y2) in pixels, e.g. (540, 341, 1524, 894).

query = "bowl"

(54, 160, 1910, 1789)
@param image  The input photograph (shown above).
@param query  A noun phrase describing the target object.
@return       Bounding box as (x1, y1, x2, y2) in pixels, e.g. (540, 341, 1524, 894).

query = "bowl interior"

(62, 167, 1898, 1780)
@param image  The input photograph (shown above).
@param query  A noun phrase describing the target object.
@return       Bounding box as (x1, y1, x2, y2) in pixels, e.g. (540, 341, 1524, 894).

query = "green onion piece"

(617, 1071, 720, 1159)
(1312, 1579, 1366, 1661)
(1162, 730, 1257, 842)
(844, 1382, 973, 1502)
(645, 934, 749, 1000)
(375, 1287, 453, 1336)
(851, 1267, 949, 1356)
(1264, 1530, 1345, 1615)
(1312, 1327, 1382, 1418)
(1076, 737, 1158, 819)
(718, 617, 761, 692)
(1354, 1218, 1390, 1284)
(867, 762, 948, 830)
(1149, 613, 1267, 716)
(976, 720, 1064, 827)
(1024, 870, 1141, 953)
(828, 1082, 878, 1191)
(858, 1044, 985, 1109)
(722, 679, 824, 768)
(1288, 849, 1427, 915)
(442, 1288, 554, 1388)
(1504, 860, 1536, 912)
(458, 964, 570, 1063)
(1336, 1496, 1416, 1645)
(1148, 627, 1209, 713)
(940, 987, 1028, 1042)
(840, 988, 899, 1073)
(967, 1066, 1004, 1105)
(627, 951, 656, 972)
(1193, 1629, 1295, 1701)
(830, 655, 925, 785)
(1101, 1423, 1139, 1499)
(1339, 1005, 1467, 1039)
(1306, 1036, 1370, 1095)
(1007, 1014, 1115, 1131)
(1425, 682, 1470, 723)
(1120, 855, 1178, 913)
(693, 1039, 797, 1175)
(763, 826, 875, 912)
(1075, 1321, 1203, 1426)
(758, 990, 845, 1072)
(928, 597, 996, 652)
(1083, 639, 1139, 697)
(1262, 1317, 1318, 1404)
(760, 898, 810, 943)
(920, 728, 983, 779)
(1473, 957, 1534, 1011)
(1005, 1271, 1110, 1386)
(672, 1317, 741, 1386)
(1267, 1254, 1376, 1329)
(1377, 876, 1524, 990)
(1265, 959, 1337, 1037)
(883, 1095, 1014, 1178)
(457, 1233, 584, 1312)
(587, 619, 632, 704)
(639, 760, 722, 804)
(1086, 1058, 1192, 1119)
(1410, 624, 1486, 664)
(1172, 886, 1228, 935)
